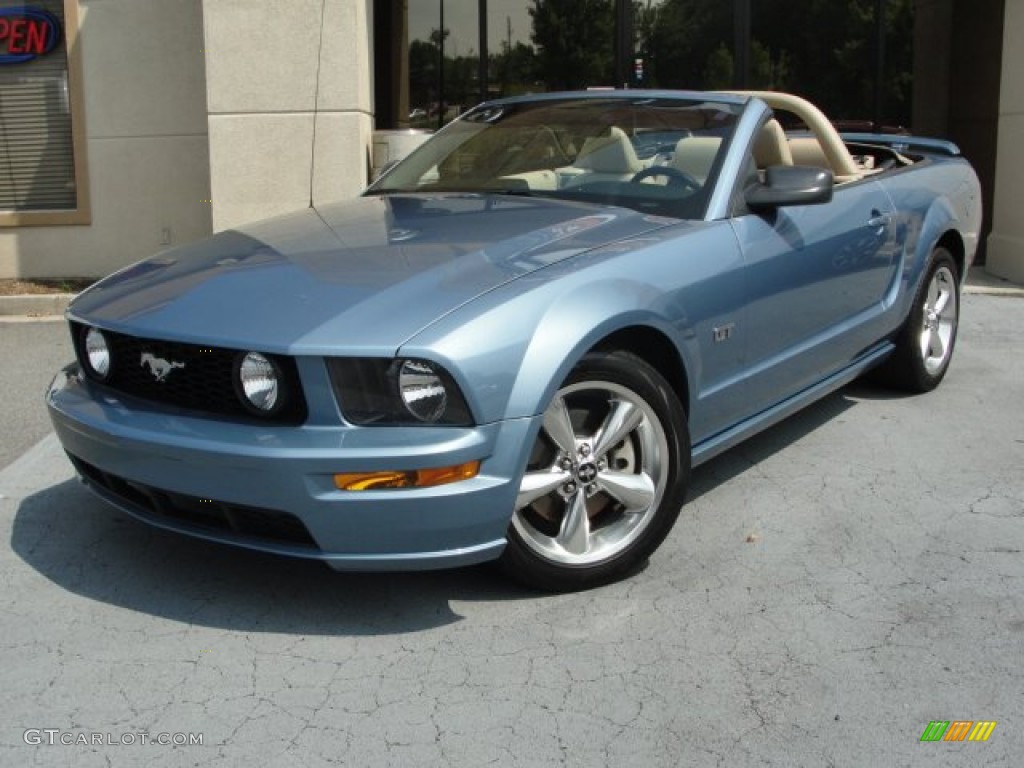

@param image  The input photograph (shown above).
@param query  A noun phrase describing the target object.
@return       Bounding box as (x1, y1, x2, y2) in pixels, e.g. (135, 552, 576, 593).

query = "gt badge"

(713, 323, 735, 343)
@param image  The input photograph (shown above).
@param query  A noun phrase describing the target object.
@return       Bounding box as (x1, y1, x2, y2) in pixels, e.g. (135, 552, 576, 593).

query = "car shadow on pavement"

(10, 477, 535, 636)
(687, 386, 862, 503)
(12, 385, 873, 634)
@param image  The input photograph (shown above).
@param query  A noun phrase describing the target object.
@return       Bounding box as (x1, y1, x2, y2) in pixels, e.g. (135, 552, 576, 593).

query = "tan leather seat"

(670, 136, 721, 183)
(753, 119, 793, 169)
(789, 136, 829, 167)
(728, 91, 863, 182)
(574, 126, 643, 176)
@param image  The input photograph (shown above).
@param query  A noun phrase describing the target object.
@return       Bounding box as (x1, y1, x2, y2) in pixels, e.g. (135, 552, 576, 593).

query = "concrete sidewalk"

(965, 265, 1024, 295)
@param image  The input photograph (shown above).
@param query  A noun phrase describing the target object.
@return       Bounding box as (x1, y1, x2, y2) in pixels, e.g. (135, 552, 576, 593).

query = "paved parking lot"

(0, 318, 72, 470)
(1, 293, 1022, 767)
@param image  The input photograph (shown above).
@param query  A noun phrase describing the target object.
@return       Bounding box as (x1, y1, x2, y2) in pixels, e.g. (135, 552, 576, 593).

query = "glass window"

(486, 0, 540, 98)
(747, 0, 914, 129)
(522, 0, 614, 90)
(634, 1, 913, 128)
(376, 1, 915, 134)
(0, 0, 89, 224)
(408, 0, 481, 129)
(370, 94, 743, 220)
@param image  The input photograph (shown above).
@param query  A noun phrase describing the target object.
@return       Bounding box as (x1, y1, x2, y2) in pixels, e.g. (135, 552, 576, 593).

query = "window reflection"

(486, 0, 539, 98)
(408, 1, 480, 129)
(377, 1, 915, 131)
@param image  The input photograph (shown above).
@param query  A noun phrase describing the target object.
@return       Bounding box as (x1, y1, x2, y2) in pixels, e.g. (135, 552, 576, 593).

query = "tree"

(529, 0, 615, 90)
(490, 41, 540, 98)
(633, 0, 730, 89)
(408, 38, 440, 115)
(749, 0, 914, 124)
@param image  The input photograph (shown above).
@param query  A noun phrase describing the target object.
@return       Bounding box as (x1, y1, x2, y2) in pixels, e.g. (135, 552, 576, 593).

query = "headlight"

(236, 352, 280, 413)
(84, 327, 111, 379)
(327, 357, 473, 426)
(398, 359, 449, 422)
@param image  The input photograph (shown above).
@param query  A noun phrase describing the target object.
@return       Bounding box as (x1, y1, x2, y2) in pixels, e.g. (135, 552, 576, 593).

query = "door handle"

(867, 211, 892, 230)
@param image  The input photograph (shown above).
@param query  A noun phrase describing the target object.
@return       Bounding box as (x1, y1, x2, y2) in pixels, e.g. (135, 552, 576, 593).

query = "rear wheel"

(501, 351, 689, 591)
(873, 247, 960, 392)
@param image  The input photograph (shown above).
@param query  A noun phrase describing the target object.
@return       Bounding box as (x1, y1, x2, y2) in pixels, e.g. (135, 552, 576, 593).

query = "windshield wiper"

(371, 184, 537, 197)
(480, 186, 535, 197)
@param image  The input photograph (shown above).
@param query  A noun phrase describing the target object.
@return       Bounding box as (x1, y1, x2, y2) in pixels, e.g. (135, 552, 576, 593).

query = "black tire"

(872, 247, 960, 392)
(500, 350, 690, 591)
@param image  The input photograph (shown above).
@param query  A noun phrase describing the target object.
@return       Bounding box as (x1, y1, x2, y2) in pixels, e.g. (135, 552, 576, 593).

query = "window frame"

(0, 0, 90, 227)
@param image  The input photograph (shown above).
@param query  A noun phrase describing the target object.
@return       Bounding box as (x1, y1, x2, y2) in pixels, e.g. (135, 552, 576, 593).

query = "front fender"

(401, 220, 741, 431)
(505, 284, 689, 422)
(400, 273, 693, 425)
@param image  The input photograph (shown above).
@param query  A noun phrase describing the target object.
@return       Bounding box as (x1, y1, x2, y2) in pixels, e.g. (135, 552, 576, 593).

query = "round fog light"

(84, 327, 111, 379)
(398, 359, 448, 422)
(238, 352, 280, 412)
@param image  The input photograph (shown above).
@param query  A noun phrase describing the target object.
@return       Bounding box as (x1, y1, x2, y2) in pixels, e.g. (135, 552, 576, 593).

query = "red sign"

(0, 8, 61, 64)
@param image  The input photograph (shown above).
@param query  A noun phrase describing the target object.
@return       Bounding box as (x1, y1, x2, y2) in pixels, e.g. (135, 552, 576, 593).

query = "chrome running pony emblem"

(140, 352, 185, 382)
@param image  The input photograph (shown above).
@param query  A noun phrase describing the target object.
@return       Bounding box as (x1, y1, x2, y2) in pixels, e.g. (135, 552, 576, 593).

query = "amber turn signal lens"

(334, 460, 480, 491)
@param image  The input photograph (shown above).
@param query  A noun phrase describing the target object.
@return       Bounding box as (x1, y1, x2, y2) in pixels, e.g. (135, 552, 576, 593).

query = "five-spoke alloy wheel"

(874, 247, 960, 392)
(502, 351, 689, 591)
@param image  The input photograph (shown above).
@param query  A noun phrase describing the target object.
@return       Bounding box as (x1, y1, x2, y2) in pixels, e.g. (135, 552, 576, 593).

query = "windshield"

(368, 95, 744, 220)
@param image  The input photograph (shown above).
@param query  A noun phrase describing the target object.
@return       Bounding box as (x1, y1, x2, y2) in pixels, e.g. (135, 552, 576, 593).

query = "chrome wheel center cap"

(576, 462, 599, 486)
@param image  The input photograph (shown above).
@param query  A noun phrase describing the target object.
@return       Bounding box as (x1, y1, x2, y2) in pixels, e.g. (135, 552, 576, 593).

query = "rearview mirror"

(746, 166, 833, 210)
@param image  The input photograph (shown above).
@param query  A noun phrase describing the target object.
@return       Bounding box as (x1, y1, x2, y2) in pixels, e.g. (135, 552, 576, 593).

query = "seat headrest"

(575, 126, 643, 174)
(753, 119, 793, 168)
(670, 136, 722, 183)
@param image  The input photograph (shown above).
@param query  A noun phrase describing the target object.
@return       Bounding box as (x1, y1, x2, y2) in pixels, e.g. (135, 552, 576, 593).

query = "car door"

(730, 177, 899, 417)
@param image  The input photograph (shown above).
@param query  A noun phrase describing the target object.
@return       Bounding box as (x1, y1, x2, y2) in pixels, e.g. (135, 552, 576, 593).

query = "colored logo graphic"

(920, 720, 997, 742)
(0, 8, 62, 65)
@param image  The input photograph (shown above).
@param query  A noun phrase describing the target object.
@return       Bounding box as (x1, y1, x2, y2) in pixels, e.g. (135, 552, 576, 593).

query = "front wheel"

(501, 351, 690, 591)
(873, 247, 960, 392)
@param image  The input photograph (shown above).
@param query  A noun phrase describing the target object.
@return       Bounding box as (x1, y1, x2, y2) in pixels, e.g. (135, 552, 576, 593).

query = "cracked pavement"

(1, 293, 1022, 767)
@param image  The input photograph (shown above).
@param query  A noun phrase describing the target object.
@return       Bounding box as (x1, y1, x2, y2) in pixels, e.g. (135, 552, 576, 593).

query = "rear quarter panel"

(873, 155, 982, 328)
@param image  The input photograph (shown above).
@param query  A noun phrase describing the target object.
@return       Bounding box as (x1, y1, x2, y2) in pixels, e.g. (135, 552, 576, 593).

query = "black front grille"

(70, 322, 307, 425)
(69, 453, 319, 550)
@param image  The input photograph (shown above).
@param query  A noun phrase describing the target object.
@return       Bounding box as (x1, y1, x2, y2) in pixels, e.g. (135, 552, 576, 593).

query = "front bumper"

(47, 364, 537, 570)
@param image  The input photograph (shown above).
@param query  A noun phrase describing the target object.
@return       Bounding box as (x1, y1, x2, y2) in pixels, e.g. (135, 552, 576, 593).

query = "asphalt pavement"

(0, 317, 71, 469)
(0, 292, 1021, 767)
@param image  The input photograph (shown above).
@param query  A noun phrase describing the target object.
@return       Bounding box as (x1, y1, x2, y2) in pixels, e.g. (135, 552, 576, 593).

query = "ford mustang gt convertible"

(47, 91, 981, 590)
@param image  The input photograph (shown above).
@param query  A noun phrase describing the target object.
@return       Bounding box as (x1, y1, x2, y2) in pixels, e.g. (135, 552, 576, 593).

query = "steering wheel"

(630, 165, 700, 191)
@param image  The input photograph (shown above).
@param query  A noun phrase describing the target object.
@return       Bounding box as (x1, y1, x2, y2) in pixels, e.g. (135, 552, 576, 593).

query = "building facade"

(989, 0, 1024, 282)
(0, 0, 1021, 282)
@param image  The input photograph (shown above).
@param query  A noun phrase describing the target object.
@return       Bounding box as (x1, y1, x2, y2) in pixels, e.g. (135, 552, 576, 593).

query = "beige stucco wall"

(0, 0, 213, 279)
(202, 0, 373, 233)
(987, 0, 1024, 283)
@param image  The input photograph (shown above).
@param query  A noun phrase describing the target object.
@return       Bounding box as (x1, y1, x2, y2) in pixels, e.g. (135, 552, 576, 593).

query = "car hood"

(70, 195, 673, 355)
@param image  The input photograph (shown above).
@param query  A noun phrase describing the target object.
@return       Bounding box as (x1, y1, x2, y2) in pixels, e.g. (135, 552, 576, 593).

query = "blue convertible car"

(47, 91, 981, 590)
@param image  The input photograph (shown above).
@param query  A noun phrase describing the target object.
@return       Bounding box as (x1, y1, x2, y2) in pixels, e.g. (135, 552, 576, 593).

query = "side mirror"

(745, 166, 834, 210)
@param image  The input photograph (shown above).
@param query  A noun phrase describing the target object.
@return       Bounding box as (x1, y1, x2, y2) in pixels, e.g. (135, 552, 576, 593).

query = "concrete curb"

(0, 267, 1020, 321)
(0, 293, 75, 319)
(964, 266, 1024, 296)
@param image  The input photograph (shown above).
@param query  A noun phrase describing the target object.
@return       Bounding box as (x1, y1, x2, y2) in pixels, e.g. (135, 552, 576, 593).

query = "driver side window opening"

(742, 97, 890, 186)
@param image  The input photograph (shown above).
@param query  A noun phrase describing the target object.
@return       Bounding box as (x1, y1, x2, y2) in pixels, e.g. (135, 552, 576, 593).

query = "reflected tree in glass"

(528, 0, 615, 89)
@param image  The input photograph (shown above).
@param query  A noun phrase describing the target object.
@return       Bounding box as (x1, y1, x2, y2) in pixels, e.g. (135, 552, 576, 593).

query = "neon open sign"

(0, 7, 61, 64)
